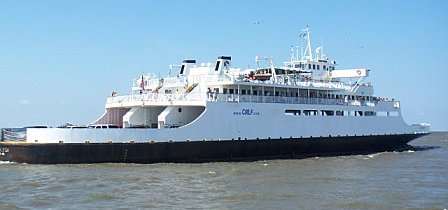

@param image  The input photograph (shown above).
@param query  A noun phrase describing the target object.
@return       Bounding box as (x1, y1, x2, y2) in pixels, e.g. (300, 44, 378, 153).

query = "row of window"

(284, 110, 399, 117)
(288, 63, 335, 71)
(218, 88, 377, 101)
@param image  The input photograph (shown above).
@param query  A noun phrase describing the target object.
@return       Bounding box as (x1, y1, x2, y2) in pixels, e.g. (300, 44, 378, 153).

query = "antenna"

(290, 45, 294, 62)
(320, 38, 326, 60)
(296, 45, 299, 61)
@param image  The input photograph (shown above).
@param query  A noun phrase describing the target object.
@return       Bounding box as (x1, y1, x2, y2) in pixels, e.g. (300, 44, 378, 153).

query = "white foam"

(368, 153, 380, 158)
(0, 161, 16, 164)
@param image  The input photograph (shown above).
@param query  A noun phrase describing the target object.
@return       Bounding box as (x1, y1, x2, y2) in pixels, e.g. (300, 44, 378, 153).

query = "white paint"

(330, 69, 368, 78)
(27, 101, 428, 143)
(25, 26, 430, 144)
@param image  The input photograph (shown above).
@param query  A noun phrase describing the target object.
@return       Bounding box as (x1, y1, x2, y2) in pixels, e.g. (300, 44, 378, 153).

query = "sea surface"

(0, 132, 447, 209)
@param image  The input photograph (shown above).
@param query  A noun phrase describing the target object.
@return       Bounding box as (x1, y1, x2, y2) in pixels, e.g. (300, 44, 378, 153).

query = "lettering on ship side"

(233, 109, 260, 116)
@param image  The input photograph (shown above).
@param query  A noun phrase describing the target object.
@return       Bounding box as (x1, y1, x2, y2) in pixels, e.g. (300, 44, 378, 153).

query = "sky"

(0, 0, 447, 131)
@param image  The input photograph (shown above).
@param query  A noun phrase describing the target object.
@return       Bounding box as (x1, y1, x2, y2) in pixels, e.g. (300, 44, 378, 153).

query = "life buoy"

(356, 70, 362, 75)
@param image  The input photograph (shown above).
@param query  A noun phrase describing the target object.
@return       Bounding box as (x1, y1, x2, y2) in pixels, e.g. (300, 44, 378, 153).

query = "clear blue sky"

(0, 0, 447, 131)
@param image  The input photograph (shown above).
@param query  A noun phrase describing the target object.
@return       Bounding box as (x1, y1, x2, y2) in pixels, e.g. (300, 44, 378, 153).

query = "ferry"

(0, 27, 430, 164)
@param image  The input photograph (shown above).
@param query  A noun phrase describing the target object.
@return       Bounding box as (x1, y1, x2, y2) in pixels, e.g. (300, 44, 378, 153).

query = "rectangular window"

(313, 64, 316, 69)
(308, 64, 311, 69)
(180, 65, 185, 75)
(229, 89, 234, 94)
(215, 61, 221, 71)
(377, 111, 388, 116)
(223, 88, 228, 94)
(285, 110, 301, 116)
(253, 90, 258, 95)
(241, 89, 246, 95)
(317, 65, 320, 70)
(323, 65, 326, 70)
(365, 111, 376, 116)
(389, 111, 399, 116)
(336, 111, 344, 116)
(303, 110, 317, 116)
(322, 110, 334, 116)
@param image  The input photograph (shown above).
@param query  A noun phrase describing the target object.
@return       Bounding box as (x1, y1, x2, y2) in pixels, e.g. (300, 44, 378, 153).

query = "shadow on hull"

(0, 133, 429, 164)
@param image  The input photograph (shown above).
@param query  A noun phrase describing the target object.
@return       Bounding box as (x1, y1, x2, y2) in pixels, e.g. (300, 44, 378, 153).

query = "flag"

(140, 75, 145, 90)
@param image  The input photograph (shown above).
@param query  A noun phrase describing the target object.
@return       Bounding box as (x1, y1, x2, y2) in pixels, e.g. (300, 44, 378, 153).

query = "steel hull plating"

(0, 134, 427, 164)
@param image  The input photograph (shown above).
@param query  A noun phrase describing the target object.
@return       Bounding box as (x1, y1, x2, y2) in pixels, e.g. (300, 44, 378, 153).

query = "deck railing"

(137, 74, 352, 91)
(208, 93, 388, 107)
(107, 92, 396, 108)
(107, 93, 205, 104)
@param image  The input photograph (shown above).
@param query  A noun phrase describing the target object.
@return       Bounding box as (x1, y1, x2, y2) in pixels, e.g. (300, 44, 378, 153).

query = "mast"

(300, 26, 312, 61)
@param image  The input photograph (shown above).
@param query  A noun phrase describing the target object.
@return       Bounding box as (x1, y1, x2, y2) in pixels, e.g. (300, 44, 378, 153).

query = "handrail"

(107, 92, 396, 108)
(107, 93, 204, 104)
(207, 93, 385, 106)
(133, 74, 352, 90)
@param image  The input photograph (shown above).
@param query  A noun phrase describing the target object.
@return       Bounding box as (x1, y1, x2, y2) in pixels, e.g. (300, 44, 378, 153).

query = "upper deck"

(106, 90, 399, 111)
(107, 26, 384, 110)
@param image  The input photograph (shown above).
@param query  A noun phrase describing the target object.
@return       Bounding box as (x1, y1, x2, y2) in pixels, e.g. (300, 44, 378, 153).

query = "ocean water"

(0, 132, 447, 209)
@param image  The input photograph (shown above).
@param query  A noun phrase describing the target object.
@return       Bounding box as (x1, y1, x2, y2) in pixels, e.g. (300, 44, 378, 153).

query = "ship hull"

(0, 133, 427, 164)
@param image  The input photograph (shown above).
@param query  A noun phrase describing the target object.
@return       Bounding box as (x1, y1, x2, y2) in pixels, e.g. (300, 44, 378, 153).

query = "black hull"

(0, 134, 428, 164)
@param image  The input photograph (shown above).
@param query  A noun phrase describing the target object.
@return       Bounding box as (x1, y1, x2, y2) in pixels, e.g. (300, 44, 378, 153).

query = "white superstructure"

(27, 27, 429, 143)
